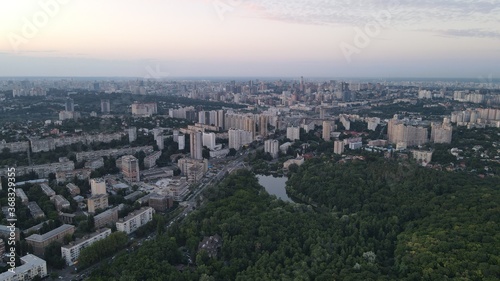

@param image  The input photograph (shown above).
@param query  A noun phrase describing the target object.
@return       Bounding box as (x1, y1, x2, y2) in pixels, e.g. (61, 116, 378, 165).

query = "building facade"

(116, 207, 154, 234)
(0, 255, 47, 281)
(25, 224, 75, 256)
(61, 228, 111, 265)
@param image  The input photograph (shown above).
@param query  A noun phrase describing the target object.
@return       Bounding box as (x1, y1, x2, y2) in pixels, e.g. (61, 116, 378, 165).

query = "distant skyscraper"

(202, 132, 216, 150)
(131, 102, 157, 117)
(322, 121, 331, 141)
(264, 139, 279, 158)
(286, 126, 300, 141)
(431, 119, 453, 144)
(259, 115, 268, 137)
(229, 129, 253, 150)
(128, 127, 137, 143)
(334, 140, 345, 155)
(101, 99, 110, 114)
(387, 117, 428, 147)
(216, 110, 225, 130)
(121, 155, 140, 182)
(319, 107, 326, 119)
(178, 134, 186, 150)
(190, 131, 203, 160)
(156, 135, 164, 150)
(65, 98, 74, 112)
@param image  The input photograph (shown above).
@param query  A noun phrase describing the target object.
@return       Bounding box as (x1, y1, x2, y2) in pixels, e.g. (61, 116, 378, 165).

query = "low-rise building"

(59, 212, 76, 224)
(124, 191, 143, 202)
(0, 224, 21, 241)
(116, 207, 154, 234)
(61, 228, 111, 265)
(94, 207, 119, 229)
(40, 183, 56, 197)
(198, 234, 222, 258)
(412, 150, 434, 165)
(15, 188, 29, 205)
(56, 168, 92, 183)
(0, 254, 47, 281)
(85, 157, 105, 170)
(0, 161, 75, 178)
(28, 202, 45, 219)
(141, 167, 174, 181)
(148, 194, 174, 212)
(51, 195, 70, 211)
(155, 177, 190, 201)
(25, 224, 75, 256)
(283, 155, 305, 170)
(66, 183, 80, 196)
(144, 151, 162, 169)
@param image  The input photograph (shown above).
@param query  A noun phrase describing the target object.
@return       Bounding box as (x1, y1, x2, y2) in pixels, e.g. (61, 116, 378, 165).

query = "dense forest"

(89, 158, 500, 280)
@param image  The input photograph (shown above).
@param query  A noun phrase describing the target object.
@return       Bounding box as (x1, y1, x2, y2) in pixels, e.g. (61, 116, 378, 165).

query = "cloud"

(436, 28, 500, 39)
(234, 0, 500, 31)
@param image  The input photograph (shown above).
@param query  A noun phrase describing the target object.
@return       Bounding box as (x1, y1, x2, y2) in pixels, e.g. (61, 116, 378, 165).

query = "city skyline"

(1, 0, 499, 78)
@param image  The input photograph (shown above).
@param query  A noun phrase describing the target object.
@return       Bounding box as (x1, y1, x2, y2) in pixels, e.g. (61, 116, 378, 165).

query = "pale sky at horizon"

(0, 0, 499, 78)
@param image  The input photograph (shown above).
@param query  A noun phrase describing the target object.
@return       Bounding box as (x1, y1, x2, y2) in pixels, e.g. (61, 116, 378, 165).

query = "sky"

(0, 0, 499, 78)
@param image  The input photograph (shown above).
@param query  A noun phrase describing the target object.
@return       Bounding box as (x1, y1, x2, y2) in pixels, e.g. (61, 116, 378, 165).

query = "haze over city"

(1, 0, 499, 78)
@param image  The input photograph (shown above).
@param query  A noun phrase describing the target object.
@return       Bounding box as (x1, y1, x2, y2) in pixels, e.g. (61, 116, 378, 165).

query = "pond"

(257, 174, 294, 203)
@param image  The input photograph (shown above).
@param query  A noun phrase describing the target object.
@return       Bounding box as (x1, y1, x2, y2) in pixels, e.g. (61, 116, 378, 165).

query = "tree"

(44, 241, 66, 269)
(228, 148, 237, 157)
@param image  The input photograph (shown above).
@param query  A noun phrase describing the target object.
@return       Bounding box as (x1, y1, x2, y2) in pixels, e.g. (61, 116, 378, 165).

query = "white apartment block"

(0, 254, 47, 281)
(40, 183, 56, 197)
(228, 129, 253, 150)
(264, 139, 279, 159)
(286, 126, 300, 141)
(90, 178, 107, 195)
(202, 132, 216, 150)
(116, 207, 154, 234)
(61, 228, 111, 265)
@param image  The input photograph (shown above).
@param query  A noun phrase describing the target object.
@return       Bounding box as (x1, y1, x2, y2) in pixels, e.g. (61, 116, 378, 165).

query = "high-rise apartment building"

(387, 118, 428, 147)
(286, 126, 300, 141)
(190, 131, 203, 160)
(334, 140, 345, 155)
(121, 155, 140, 182)
(259, 115, 268, 137)
(264, 139, 279, 158)
(431, 120, 453, 144)
(178, 134, 185, 150)
(202, 132, 216, 150)
(101, 99, 110, 114)
(90, 178, 106, 195)
(65, 98, 74, 112)
(228, 129, 253, 150)
(322, 121, 331, 141)
(131, 102, 157, 117)
(127, 127, 137, 143)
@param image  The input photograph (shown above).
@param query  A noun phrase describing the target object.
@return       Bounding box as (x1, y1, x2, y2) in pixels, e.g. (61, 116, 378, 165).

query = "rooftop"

(25, 224, 75, 243)
(62, 228, 111, 249)
(118, 207, 153, 223)
(0, 254, 46, 278)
